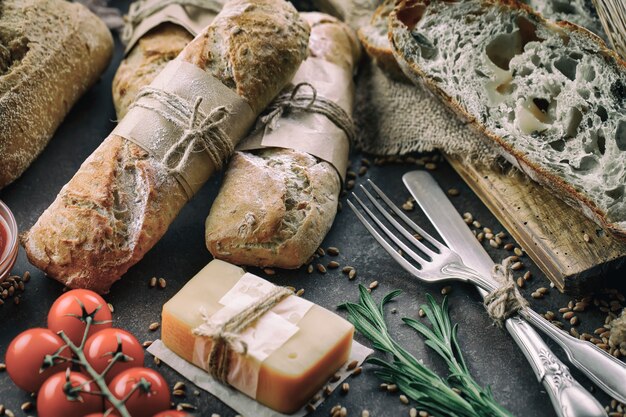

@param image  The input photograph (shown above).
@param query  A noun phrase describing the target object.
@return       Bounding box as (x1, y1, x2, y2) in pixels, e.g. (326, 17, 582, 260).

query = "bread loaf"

(21, 0, 310, 293)
(205, 12, 361, 269)
(113, 23, 192, 119)
(390, 0, 626, 239)
(0, 0, 113, 189)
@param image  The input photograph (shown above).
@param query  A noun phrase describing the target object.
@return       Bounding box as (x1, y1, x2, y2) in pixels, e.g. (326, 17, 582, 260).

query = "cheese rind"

(162, 259, 354, 413)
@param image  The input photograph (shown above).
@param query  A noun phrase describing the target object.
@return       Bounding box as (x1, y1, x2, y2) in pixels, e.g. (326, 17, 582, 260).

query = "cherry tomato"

(85, 328, 144, 382)
(5, 328, 71, 392)
(48, 289, 112, 346)
(107, 367, 170, 417)
(36, 371, 102, 417)
(152, 412, 192, 417)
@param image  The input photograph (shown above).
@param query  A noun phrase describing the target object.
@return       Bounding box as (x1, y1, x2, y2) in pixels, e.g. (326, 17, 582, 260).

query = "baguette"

(390, 0, 626, 239)
(0, 0, 112, 189)
(113, 23, 193, 119)
(205, 12, 361, 269)
(21, 0, 310, 293)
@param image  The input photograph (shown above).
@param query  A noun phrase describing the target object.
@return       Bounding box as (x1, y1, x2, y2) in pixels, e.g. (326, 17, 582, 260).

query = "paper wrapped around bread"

(204, 12, 361, 269)
(112, 0, 227, 118)
(0, 0, 113, 189)
(21, 0, 310, 293)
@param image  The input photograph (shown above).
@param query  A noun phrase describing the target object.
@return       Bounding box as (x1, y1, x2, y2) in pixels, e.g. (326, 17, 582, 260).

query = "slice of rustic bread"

(390, 0, 626, 239)
(358, 0, 605, 82)
(525, 0, 606, 39)
(357, 0, 409, 82)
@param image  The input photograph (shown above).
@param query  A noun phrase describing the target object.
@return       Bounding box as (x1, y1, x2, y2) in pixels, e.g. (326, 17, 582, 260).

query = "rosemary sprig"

(342, 285, 512, 417)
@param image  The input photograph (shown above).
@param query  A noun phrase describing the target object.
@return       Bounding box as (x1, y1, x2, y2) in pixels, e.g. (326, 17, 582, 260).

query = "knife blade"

(403, 170, 606, 417)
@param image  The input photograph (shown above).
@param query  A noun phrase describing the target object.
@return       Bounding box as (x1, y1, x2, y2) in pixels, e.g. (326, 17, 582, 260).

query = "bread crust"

(389, 0, 626, 240)
(0, 0, 113, 189)
(22, 0, 310, 293)
(205, 12, 361, 269)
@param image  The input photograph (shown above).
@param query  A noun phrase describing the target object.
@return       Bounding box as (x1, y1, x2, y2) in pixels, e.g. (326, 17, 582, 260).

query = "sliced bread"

(525, 0, 606, 40)
(357, 0, 409, 82)
(389, 0, 626, 239)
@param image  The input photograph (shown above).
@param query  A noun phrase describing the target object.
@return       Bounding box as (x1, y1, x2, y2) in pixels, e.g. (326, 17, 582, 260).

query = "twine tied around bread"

(130, 86, 234, 181)
(192, 286, 293, 383)
(483, 258, 529, 327)
(260, 82, 356, 143)
(121, 0, 223, 44)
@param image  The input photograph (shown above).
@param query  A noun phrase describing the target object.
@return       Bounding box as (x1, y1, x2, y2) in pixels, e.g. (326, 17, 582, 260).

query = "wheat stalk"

(592, 0, 626, 59)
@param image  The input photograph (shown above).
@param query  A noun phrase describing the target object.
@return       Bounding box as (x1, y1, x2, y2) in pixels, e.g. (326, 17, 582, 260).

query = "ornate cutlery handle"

(462, 264, 626, 404)
(523, 307, 626, 404)
(505, 316, 606, 417)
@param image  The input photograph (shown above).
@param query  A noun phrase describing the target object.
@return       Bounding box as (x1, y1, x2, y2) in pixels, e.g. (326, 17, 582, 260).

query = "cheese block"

(162, 260, 354, 413)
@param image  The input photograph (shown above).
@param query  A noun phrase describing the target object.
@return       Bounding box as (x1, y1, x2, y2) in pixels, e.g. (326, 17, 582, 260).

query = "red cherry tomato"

(36, 371, 102, 417)
(48, 289, 112, 346)
(152, 412, 192, 417)
(107, 367, 170, 417)
(5, 328, 71, 392)
(85, 328, 145, 382)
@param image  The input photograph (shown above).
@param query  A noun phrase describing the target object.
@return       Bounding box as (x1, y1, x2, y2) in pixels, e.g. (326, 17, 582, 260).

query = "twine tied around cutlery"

(129, 86, 233, 186)
(192, 286, 293, 383)
(483, 258, 529, 327)
(260, 82, 356, 143)
(121, 0, 222, 44)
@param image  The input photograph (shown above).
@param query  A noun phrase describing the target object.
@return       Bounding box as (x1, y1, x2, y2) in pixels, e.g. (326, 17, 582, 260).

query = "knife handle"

(522, 307, 626, 405)
(505, 317, 606, 417)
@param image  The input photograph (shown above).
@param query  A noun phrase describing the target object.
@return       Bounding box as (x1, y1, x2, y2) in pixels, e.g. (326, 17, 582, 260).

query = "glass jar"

(0, 200, 18, 282)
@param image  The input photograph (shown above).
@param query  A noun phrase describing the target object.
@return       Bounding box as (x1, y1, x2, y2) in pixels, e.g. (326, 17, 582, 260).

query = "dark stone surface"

(0, 5, 624, 416)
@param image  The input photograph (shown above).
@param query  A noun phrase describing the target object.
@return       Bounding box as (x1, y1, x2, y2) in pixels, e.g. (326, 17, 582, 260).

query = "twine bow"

(121, 0, 223, 44)
(129, 86, 233, 194)
(192, 286, 293, 383)
(260, 82, 356, 143)
(483, 258, 529, 327)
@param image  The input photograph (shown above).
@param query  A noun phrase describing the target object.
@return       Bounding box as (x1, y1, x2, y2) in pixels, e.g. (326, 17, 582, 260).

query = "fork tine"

(367, 179, 447, 252)
(347, 199, 422, 277)
(359, 184, 438, 258)
(350, 193, 430, 267)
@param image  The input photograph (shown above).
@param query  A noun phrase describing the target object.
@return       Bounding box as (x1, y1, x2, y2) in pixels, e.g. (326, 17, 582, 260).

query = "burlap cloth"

(319, 0, 500, 163)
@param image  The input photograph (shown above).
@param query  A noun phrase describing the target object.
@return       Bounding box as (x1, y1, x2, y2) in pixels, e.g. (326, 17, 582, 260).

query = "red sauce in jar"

(0, 217, 6, 257)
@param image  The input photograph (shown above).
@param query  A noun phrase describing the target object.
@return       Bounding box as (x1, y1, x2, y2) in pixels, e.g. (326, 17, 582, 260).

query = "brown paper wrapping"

(237, 57, 354, 182)
(123, 0, 223, 54)
(112, 59, 256, 198)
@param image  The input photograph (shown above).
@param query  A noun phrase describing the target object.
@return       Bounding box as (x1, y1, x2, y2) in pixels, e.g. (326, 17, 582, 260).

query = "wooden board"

(446, 154, 626, 294)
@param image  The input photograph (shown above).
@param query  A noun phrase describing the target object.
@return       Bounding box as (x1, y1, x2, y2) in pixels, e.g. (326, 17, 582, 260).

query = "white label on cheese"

(192, 273, 314, 398)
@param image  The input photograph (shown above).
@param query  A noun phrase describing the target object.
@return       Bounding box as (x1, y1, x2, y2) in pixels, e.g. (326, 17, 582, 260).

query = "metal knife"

(404, 170, 606, 417)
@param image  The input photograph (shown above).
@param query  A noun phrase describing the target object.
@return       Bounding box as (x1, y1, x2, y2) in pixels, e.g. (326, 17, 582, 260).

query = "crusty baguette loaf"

(390, 0, 626, 239)
(0, 0, 113, 189)
(205, 12, 361, 269)
(113, 23, 192, 119)
(21, 0, 310, 293)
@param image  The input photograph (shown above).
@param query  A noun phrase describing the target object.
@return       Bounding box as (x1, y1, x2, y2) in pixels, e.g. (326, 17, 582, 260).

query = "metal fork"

(348, 180, 626, 407)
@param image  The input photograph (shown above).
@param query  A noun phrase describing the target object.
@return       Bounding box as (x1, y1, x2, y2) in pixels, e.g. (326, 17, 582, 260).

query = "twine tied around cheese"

(260, 82, 356, 143)
(192, 286, 293, 383)
(483, 258, 529, 327)
(130, 86, 234, 180)
(121, 0, 222, 44)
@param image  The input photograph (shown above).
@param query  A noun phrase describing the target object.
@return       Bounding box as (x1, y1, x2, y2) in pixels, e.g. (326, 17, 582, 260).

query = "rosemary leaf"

(343, 285, 513, 417)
